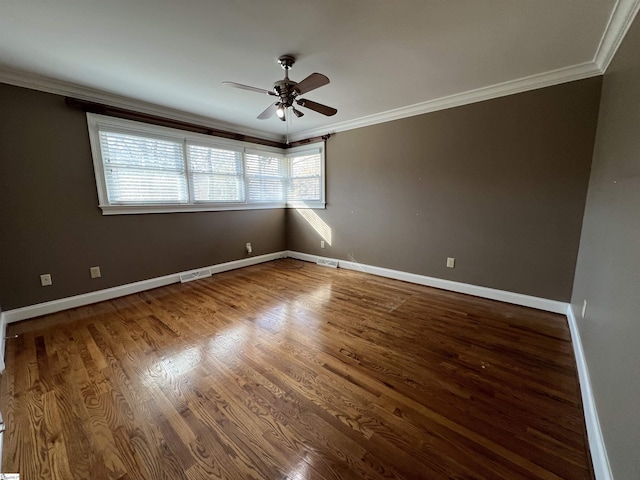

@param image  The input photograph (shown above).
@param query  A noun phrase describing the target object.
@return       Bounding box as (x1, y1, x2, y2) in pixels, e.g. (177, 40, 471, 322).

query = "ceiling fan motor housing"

(273, 79, 298, 106)
(275, 55, 299, 107)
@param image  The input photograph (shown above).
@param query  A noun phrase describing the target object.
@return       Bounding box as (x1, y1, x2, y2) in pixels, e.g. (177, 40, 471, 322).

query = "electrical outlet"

(582, 300, 587, 318)
(446, 257, 455, 268)
(90, 266, 101, 279)
(246, 242, 252, 254)
(40, 273, 52, 286)
(321, 241, 325, 248)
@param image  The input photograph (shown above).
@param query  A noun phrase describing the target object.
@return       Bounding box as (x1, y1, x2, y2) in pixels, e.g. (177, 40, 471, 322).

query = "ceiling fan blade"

(257, 102, 278, 120)
(222, 81, 276, 96)
(296, 98, 337, 116)
(294, 73, 330, 95)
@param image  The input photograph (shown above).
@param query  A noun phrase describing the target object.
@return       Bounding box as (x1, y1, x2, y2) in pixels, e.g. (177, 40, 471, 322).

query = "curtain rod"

(65, 97, 331, 149)
(65, 97, 293, 149)
(288, 134, 332, 148)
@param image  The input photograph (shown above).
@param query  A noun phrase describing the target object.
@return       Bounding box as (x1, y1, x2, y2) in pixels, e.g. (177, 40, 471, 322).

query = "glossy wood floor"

(1, 260, 593, 479)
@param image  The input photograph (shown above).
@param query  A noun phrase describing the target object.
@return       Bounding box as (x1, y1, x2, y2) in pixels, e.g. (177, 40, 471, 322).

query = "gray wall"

(288, 78, 602, 301)
(571, 13, 640, 480)
(0, 77, 603, 310)
(0, 84, 286, 310)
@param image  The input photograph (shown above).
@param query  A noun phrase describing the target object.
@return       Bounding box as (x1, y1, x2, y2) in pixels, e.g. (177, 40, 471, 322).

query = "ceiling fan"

(223, 55, 337, 122)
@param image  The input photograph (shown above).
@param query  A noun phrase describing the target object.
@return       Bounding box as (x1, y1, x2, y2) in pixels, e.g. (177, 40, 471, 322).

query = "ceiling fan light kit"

(223, 54, 337, 123)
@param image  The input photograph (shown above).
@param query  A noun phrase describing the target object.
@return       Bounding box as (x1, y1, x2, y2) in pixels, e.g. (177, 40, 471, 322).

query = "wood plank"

(0, 260, 594, 479)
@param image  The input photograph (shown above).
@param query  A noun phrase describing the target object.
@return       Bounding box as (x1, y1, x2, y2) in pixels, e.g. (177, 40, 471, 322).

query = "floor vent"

(316, 257, 339, 268)
(179, 269, 212, 283)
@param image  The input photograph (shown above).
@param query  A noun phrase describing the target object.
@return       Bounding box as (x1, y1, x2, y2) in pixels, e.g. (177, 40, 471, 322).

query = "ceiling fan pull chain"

(286, 113, 290, 145)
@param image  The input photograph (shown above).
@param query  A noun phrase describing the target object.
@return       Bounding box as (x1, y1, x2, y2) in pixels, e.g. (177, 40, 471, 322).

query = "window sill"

(99, 202, 325, 215)
(286, 201, 326, 209)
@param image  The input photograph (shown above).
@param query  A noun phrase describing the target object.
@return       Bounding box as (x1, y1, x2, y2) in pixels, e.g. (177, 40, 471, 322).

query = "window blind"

(187, 144, 244, 202)
(245, 151, 286, 203)
(288, 151, 322, 202)
(99, 131, 187, 204)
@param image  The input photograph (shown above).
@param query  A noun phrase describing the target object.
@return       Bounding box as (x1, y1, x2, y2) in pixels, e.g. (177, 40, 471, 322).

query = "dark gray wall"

(287, 78, 602, 301)
(571, 13, 640, 479)
(0, 84, 286, 310)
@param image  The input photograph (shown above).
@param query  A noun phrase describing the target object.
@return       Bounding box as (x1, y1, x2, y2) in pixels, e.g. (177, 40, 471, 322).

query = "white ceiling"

(0, 1, 638, 142)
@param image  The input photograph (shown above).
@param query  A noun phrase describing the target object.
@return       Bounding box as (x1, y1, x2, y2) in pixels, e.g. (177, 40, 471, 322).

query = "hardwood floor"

(1, 260, 593, 479)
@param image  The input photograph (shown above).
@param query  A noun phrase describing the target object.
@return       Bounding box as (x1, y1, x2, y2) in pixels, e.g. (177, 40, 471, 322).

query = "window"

(99, 131, 187, 204)
(187, 144, 244, 203)
(87, 114, 324, 214)
(287, 148, 323, 207)
(245, 150, 286, 203)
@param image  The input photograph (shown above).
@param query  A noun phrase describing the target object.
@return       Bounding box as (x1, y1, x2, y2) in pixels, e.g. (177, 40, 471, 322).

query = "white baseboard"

(286, 251, 568, 314)
(0, 406, 3, 472)
(566, 305, 612, 480)
(0, 311, 5, 471)
(0, 312, 6, 373)
(1, 251, 287, 325)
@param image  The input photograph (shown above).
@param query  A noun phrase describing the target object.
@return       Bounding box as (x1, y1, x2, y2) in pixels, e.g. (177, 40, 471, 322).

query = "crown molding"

(289, 62, 602, 141)
(0, 67, 285, 143)
(0, 60, 602, 146)
(0, 60, 606, 147)
(594, 0, 640, 72)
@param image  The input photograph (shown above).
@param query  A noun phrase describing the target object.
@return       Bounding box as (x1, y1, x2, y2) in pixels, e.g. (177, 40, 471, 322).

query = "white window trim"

(87, 113, 325, 214)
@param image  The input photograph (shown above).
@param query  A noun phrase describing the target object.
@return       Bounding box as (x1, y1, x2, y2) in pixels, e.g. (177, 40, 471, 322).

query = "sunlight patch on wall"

(295, 208, 332, 245)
